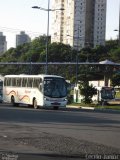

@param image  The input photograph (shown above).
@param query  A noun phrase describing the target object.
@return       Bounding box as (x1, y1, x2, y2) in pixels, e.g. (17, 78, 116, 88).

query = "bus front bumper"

(44, 98, 67, 108)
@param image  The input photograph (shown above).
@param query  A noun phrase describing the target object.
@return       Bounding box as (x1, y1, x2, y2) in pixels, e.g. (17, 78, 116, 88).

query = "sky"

(0, 0, 119, 49)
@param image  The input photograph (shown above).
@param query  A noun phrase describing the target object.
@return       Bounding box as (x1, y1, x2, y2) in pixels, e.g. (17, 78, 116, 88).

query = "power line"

(0, 26, 44, 36)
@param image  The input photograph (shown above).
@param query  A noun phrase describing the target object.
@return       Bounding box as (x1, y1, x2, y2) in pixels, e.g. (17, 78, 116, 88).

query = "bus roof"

(4, 74, 64, 79)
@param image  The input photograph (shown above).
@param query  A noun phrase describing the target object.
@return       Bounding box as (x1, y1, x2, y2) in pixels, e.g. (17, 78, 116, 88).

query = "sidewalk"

(67, 105, 95, 110)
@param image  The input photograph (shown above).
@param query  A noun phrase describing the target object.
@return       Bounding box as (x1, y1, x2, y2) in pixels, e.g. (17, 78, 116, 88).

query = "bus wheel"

(11, 96, 15, 106)
(33, 99, 38, 109)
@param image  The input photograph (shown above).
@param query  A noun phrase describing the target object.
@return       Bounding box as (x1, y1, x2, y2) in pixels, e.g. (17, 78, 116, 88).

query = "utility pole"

(119, 2, 120, 45)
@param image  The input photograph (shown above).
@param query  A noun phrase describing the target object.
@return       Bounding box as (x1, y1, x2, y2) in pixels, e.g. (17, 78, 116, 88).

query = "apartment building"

(16, 31, 31, 47)
(0, 32, 7, 55)
(51, 0, 107, 50)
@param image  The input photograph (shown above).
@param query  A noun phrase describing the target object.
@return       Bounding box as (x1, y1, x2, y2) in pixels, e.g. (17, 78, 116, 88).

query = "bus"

(74, 84, 115, 104)
(3, 74, 68, 109)
(92, 86, 116, 104)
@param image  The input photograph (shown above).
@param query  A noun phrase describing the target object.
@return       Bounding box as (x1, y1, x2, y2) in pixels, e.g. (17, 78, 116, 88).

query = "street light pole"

(119, 2, 120, 45)
(76, 24, 82, 86)
(32, 1, 50, 74)
(114, 2, 120, 45)
(67, 27, 82, 86)
(76, 25, 79, 86)
(32, 2, 64, 74)
(45, 0, 50, 74)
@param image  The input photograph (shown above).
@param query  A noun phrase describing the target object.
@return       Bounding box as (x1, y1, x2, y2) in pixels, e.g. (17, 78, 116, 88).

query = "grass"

(94, 104, 120, 110)
(68, 102, 120, 110)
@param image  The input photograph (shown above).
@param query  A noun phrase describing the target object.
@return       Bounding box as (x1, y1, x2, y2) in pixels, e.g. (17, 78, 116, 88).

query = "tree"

(48, 42, 73, 62)
(79, 82, 97, 104)
(0, 38, 120, 79)
(111, 73, 120, 87)
(109, 48, 120, 62)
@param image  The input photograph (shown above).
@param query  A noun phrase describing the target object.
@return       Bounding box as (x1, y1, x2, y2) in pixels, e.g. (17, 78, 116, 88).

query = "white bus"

(3, 74, 68, 109)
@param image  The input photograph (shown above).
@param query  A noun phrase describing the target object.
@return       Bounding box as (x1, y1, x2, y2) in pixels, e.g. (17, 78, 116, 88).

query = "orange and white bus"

(3, 74, 68, 109)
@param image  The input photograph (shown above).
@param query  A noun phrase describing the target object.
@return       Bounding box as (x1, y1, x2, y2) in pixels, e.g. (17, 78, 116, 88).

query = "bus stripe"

(19, 95, 30, 103)
(6, 90, 16, 96)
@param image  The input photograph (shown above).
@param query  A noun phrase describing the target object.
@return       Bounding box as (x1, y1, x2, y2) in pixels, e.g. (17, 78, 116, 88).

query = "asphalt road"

(0, 103, 120, 160)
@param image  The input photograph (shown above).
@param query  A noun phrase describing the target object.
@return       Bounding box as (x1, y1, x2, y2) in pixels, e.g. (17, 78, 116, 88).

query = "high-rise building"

(16, 31, 31, 47)
(0, 32, 7, 55)
(51, 0, 107, 50)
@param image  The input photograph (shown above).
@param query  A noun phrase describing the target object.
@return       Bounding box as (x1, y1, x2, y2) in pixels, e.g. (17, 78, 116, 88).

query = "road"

(0, 103, 120, 160)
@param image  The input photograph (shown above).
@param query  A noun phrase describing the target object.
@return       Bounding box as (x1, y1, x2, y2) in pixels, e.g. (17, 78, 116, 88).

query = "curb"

(67, 105, 95, 110)
(80, 106, 95, 110)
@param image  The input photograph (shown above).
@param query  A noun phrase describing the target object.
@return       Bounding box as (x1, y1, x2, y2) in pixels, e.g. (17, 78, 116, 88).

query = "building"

(0, 32, 7, 55)
(51, 0, 107, 50)
(16, 31, 31, 47)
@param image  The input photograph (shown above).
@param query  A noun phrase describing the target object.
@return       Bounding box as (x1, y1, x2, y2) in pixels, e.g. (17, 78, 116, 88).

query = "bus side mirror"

(66, 82, 71, 92)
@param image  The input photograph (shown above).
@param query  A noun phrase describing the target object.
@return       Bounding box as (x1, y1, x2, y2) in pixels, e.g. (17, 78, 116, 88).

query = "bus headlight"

(44, 97, 50, 101)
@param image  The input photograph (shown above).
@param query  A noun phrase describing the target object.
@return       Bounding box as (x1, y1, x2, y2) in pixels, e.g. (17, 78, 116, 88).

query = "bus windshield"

(101, 87, 115, 100)
(44, 77, 67, 98)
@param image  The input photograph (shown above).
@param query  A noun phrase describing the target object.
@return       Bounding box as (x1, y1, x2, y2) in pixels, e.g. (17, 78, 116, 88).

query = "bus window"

(22, 78, 28, 87)
(16, 78, 22, 87)
(0, 81, 3, 88)
(27, 78, 33, 88)
(4, 78, 7, 86)
(33, 78, 42, 90)
(12, 78, 16, 86)
(0, 80, 3, 97)
(7, 78, 12, 86)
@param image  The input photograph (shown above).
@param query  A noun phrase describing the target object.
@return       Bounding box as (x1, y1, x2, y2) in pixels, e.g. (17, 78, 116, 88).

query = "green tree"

(79, 82, 97, 104)
(0, 38, 120, 79)
(111, 73, 120, 87)
(109, 48, 120, 62)
(48, 42, 73, 62)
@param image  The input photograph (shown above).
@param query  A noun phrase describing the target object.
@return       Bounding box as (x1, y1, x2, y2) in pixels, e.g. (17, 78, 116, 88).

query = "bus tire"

(33, 99, 38, 109)
(11, 96, 17, 106)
